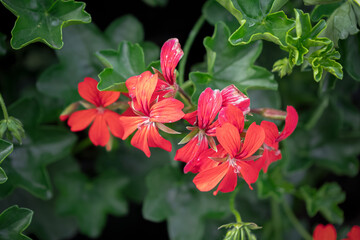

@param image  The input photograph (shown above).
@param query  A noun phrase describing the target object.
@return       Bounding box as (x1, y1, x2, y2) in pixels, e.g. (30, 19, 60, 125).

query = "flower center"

(96, 107, 106, 114)
(229, 157, 241, 174)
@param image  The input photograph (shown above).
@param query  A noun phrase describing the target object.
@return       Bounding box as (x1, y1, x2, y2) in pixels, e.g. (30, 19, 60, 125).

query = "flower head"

(62, 77, 123, 148)
(313, 224, 337, 240)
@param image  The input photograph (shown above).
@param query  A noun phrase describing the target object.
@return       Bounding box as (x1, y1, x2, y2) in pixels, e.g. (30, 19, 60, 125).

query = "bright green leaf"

(0, 0, 91, 49)
(300, 182, 345, 224)
(0, 139, 13, 184)
(96, 41, 146, 92)
(190, 22, 277, 102)
(0, 205, 33, 240)
(143, 166, 231, 240)
(55, 170, 128, 238)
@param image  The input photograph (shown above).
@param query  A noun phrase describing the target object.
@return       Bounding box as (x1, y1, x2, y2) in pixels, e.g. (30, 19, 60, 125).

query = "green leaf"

(304, 0, 342, 5)
(300, 182, 345, 224)
(0, 139, 13, 184)
(0, 0, 91, 49)
(0, 97, 77, 199)
(36, 23, 115, 104)
(142, 0, 168, 7)
(55, 170, 128, 238)
(341, 34, 360, 81)
(96, 41, 146, 92)
(190, 22, 277, 102)
(0, 32, 6, 56)
(310, 2, 343, 22)
(223, 0, 295, 47)
(0, 205, 33, 240)
(322, 0, 360, 47)
(143, 166, 231, 240)
(202, 0, 240, 31)
(104, 14, 144, 44)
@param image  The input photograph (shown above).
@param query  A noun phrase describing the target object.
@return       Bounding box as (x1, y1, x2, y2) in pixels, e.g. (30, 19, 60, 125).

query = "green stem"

(304, 95, 329, 130)
(271, 198, 282, 240)
(0, 93, 9, 120)
(178, 15, 205, 86)
(283, 201, 312, 240)
(177, 86, 193, 108)
(230, 188, 242, 223)
(72, 138, 92, 155)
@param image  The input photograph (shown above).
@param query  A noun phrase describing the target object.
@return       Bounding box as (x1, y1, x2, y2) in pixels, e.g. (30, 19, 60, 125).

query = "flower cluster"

(313, 224, 360, 240)
(60, 38, 298, 195)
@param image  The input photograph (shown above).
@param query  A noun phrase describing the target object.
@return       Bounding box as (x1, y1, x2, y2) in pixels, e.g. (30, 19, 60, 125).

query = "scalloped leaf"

(0, 139, 13, 184)
(96, 41, 146, 92)
(189, 22, 277, 102)
(300, 182, 345, 224)
(143, 166, 231, 240)
(0, 205, 33, 240)
(0, 0, 91, 49)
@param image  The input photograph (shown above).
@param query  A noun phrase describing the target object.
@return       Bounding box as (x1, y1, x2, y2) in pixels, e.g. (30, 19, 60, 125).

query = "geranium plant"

(0, 0, 359, 239)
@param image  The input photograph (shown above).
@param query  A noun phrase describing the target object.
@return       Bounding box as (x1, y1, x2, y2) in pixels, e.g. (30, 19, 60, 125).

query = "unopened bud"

(60, 102, 80, 121)
(251, 108, 287, 120)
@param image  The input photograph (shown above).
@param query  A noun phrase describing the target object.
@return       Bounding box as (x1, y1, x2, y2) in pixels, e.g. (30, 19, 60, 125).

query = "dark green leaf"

(190, 22, 277, 102)
(143, 166, 231, 240)
(104, 14, 144, 44)
(55, 170, 128, 238)
(96, 41, 146, 92)
(300, 182, 345, 224)
(0, 32, 6, 56)
(142, 0, 168, 7)
(304, 0, 342, 6)
(0, 139, 13, 184)
(0, 0, 91, 49)
(140, 41, 160, 67)
(322, 0, 360, 47)
(0, 205, 33, 240)
(202, 0, 240, 31)
(342, 34, 360, 81)
(310, 2, 343, 22)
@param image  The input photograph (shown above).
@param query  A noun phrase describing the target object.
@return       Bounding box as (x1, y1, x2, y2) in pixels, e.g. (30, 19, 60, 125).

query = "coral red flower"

(62, 77, 123, 147)
(221, 85, 250, 115)
(313, 224, 337, 240)
(342, 225, 360, 240)
(174, 87, 222, 173)
(153, 38, 184, 97)
(258, 105, 298, 172)
(119, 71, 184, 157)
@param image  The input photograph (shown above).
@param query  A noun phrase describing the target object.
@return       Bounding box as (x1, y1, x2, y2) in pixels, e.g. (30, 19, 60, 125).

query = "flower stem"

(0, 93, 9, 120)
(178, 15, 205, 86)
(304, 95, 329, 130)
(282, 200, 312, 240)
(230, 188, 242, 223)
(177, 86, 193, 108)
(271, 198, 282, 240)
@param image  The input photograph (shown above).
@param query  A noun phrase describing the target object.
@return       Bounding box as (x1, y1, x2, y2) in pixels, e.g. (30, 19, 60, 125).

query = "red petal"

(99, 90, 120, 107)
(214, 167, 237, 195)
(104, 110, 123, 138)
(216, 123, 241, 159)
(218, 104, 245, 133)
(78, 77, 101, 106)
(237, 123, 265, 159)
(131, 124, 151, 157)
(197, 88, 222, 129)
(238, 160, 261, 190)
(147, 124, 172, 152)
(260, 120, 279, 147)
(183, 110, 197, 125)
(193, 162, 229, 192)
(313, 224, 337, 240)
(277, 105, 298, 142)
(150, 98, 184, 123)
(118, 115, 147, 140)
(67, 109, 97, 131)
(160, 38, 184, 85)
(343, 225, 360, 240)
(89, 115, 110, 146)
(221, 85, 250, 114)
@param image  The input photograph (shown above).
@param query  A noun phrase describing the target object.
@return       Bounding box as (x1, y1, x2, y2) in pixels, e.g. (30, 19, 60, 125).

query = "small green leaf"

(55, 170, 128, 238)
(300, 182, 345, 224)
(0, 205, 33, 240)
(190, 22, 277, 102)
(0, 0, 91, 49)
(0, 139, 13, 184)
(272, 57, 292, 77)
(96, 41, 146, 92)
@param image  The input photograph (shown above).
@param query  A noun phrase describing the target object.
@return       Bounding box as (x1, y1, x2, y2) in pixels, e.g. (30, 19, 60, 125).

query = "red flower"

(119, 71, 184, 157)
(342, 225, 360, 240)
(313, 224, 337, 240)
(174, 87, 222, 173)
(258, 105, 298, 172)
(193, 110, 265, 195)
(153, 38, 184, 97)
(221, 85, 250, 115)
(62, 77, 123, 147)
